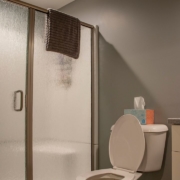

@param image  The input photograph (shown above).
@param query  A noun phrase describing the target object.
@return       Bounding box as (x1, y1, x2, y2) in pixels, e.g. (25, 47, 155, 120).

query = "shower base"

(0, 140, 91, 180)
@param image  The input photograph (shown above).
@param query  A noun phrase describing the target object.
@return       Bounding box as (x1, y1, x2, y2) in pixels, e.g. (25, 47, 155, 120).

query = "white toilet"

(77, 114, 168, 180)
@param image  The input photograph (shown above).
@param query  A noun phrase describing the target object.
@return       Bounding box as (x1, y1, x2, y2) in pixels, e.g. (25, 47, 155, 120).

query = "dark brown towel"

(46, 9, 81, 59)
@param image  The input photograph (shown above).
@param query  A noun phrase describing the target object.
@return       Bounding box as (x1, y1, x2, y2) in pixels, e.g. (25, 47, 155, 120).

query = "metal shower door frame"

(5, 1, 99, 180)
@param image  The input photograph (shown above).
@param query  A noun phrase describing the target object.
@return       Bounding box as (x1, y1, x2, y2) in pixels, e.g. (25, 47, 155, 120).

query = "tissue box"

(124, 109, 154, 125)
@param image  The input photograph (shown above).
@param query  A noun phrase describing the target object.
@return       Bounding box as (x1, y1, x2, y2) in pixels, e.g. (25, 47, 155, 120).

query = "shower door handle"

(14, 90, 23, 111)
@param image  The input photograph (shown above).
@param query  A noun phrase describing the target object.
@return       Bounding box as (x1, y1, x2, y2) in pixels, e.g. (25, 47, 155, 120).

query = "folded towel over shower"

(46, 9, 81, 59)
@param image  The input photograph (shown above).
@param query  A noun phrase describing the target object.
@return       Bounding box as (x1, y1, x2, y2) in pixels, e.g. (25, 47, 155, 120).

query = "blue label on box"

(124, 109, 146, 125)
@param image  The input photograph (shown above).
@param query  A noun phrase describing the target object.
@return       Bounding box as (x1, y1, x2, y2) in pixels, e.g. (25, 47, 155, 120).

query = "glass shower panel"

(33, 11, 91, 180)
(0, 1, 28, 180)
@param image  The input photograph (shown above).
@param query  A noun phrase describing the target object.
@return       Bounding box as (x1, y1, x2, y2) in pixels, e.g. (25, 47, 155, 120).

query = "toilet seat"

(76, 115, 145, 180)
(109, 114, 145, 172)
(76, 168, 136, 180)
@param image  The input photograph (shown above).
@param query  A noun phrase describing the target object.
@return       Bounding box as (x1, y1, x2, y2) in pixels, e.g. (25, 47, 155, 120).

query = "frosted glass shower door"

(0, 1, 28, 180)
(33, 11, 91, 180)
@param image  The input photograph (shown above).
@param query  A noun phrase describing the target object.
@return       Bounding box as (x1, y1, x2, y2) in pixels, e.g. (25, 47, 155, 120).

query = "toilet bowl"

(76, 114, 168, 180)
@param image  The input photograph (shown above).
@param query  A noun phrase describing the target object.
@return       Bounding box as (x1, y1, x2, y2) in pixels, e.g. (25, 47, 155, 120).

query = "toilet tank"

(138, 124, 168, 172)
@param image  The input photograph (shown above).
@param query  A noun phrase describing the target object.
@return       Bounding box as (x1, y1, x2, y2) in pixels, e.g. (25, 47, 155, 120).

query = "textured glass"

(0, 1, 28, 180)
(33, 11, 91, 180)
(33, 140, 91, 180)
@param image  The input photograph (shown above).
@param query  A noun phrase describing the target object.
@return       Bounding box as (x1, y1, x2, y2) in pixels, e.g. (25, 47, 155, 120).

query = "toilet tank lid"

(141, 124, 168, 132)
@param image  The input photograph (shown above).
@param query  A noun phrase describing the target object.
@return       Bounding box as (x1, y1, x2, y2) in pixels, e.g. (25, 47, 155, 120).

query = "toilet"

(77, 114, 168, 180)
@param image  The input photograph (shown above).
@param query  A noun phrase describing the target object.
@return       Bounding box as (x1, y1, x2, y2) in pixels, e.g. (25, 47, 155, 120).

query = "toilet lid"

(109, 114, 145, 172)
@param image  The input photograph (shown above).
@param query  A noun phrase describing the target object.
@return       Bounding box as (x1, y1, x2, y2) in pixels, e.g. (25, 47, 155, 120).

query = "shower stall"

(0, 1, 98, 180)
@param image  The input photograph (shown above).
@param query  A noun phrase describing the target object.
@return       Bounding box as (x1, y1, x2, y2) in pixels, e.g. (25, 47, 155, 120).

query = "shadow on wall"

(98, 33, 171, 180)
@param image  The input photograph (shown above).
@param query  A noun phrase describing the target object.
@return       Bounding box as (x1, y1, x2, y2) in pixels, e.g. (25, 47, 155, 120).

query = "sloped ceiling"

(21, 0, 74, 9)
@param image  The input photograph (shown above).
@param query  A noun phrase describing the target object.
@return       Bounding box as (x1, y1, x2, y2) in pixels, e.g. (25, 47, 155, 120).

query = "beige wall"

(60, 0, 180, 179)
